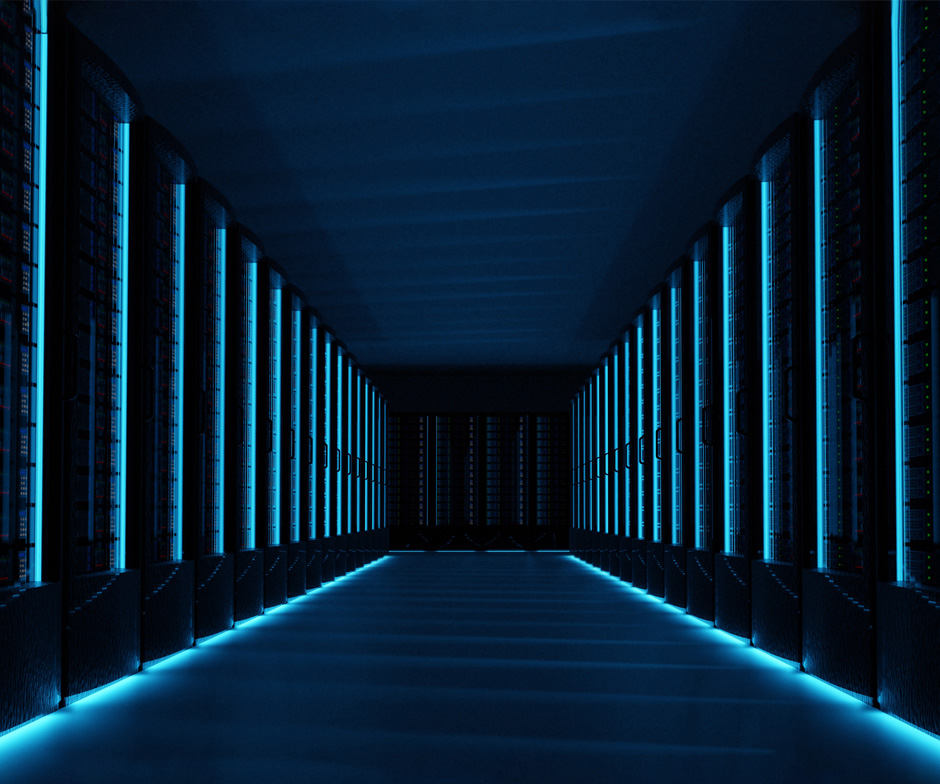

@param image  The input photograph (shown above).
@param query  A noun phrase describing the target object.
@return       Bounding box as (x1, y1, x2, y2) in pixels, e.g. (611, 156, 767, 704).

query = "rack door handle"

(675, 417, 683, 454)
(638, 436, 646, 465)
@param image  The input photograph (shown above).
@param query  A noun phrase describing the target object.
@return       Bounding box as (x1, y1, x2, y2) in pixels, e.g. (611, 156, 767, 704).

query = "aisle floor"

(2, 553, 940, 784)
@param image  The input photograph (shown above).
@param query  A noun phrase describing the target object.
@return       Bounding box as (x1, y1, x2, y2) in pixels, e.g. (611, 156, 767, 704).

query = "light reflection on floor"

(2, 552, 940, 784)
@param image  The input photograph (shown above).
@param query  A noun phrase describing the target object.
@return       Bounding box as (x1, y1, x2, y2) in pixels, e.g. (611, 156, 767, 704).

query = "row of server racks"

(388, 414, 570, 529)
(0, 3, 389, 734)
(571, 2, 940, 737)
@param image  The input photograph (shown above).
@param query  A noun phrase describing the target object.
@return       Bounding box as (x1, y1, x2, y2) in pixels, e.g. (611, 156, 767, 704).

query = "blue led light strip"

(693, 258, 702, 550)
(32, 0, 49, 582)
(722, 225, 731, 554)
(603, 361, 609, 534)
(309, 320, 318, 540)
(652, 298, 661, 543)
(761, 180, 772, 561)
(814, 119, 825, 570)
(324, 337, 332, 538)
(174, 182, 185, 561)
(670, 273, 681, 546)
(336, 348, 344, 536)
(270, 282, 281, 547)
(623, 334, 630, 537)
(247, 258, 257, 550)
(117, 122, 130, 570)
(636, 317, 644, 539)
(292, 305, 301, 541)
(890, 0, 905, 582)
(347, 363, 353, 534)
(613, 349, 619, 536)
(217, 228, 226, 553)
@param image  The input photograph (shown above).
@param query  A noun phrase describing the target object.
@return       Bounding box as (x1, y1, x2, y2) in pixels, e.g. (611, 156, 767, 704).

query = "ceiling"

(67, 1, 857, 379)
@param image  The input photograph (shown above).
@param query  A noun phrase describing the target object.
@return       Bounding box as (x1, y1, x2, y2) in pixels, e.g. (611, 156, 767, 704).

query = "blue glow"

(117, 122, 130, 570)
(309, 319, 318, 540)
(32, 0, 48, 581)
(270, 282, 282, 547)
(292, 304, 301, 541)
(813, 119, 825, 570)
(603, 360, 609, 534)
(356, 371, 362, 532)
(622, 332, 630, 537)
(347, 363, 354, 535)
(722, 224, 731, 555)
(669, 271, 681, 546)
(636, 316, 643, 539)
(891, 0, 905, 582)
(693, 258, 702, 549)
(324, 336, 332, 538)
(174, 182, 185, 561)
(336, 348, 344, 535)
(248, 258, 257, 550)
(217, 228, 226, 553)
(761, 179, 772, 561)
(651, 296, 661, 543)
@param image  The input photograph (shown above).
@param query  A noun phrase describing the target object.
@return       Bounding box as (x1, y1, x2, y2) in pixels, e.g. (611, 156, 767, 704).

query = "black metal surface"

(234, 549, 263, 623)
(647, 542, 665, 599)
(802, 569, 874, 700)
(631, 540, 648, 591)
(664, 544, 687, 609)
(392, 525, 569, 552)
(751, 560, 800, 663)
(263, 546, 288, 609)
(687, 549, 715, 622)
(305, 540, 322, 590)
(287, 542, 306, 598)
(877, 582, 940, 735)
(141, 560, 194, 665)
(619, 538, 633, 584)
(0, 583, 61, 733)
(194, 553, 233, 640)
(715, 553, 750, 638)
(321, 541, 335, 584)
(64, 570, 140, 702)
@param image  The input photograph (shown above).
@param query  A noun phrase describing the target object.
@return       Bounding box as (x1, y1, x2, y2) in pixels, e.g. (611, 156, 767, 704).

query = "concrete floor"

(2, 552, 939, 783)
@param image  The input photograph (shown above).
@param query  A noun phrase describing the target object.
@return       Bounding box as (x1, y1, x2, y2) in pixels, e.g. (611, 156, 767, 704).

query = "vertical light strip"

(247, 259, 257, 550)
(336, 349, 344, 536)
(761, 179, 773, 561)
(347, 364, 353, 534)
(722, 225, 732, 554)
(814, 118, 826, 570)
(32, 0, 48, 581)
(603, 361, 609, 534)
(309, 320, 318, 540)
(356, 371, 362, 532)
(891, 0, 905, 582)
(693, 259, 702, 549)
(217, 228, 226, 552)
(174, 182, 185, 561)
(636, 317, 644, 539)
(271, 283, 281, 546)
(623, 335, 630, 538)
(652, 299, 661, 543)
(293, 305, 301, 541)
(117, 122, 130, 570)
(670, 274, 680, 545)
(613, 349, 619, 536)
(324, 337, 332, 538)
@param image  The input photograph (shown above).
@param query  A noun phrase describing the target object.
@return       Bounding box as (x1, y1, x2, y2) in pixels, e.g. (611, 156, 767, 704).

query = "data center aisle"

(3, 553, 940, 784)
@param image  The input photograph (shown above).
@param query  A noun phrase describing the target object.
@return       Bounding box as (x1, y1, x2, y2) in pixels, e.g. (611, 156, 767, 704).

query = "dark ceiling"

(67, 0, 857, 386)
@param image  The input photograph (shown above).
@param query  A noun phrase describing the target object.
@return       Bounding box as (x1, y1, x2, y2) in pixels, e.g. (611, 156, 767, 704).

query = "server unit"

(320, 329, 336, 582)
(881, 0, 940, 734)
(184, 178, 234, 640)
(0, 0, 56, 733)
(803, 33, 882, 700)
(630, 310, 648, 589)
(127, 118, 195, 665)
(752, 117, 808, 663)
(284, 286, 305, 597)
(619, 326, 634, 583)
(224, 224, 264, 622)
(687, 225, 718, 622)
(303, 309, 323, 589)
(645, 286, 667, 599)
(715, 179, 760, 639)
(605, 345, 622, 576)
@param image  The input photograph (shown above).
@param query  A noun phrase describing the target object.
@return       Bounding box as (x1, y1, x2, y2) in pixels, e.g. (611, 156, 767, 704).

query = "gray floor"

(2, 552, 940, 784)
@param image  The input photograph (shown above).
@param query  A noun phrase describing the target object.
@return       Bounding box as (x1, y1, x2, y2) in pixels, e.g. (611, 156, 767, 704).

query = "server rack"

(334, 342, 347, 577)
(182, 179, 234, 640)
(535, 414, 570, 529)
(687, 225, 718, 621)
(645, 286, 667, 599)
(435, 414, 478, 526)
(343, 350, 355, 573)
(803, 32, 883, 700)
(320, 329, 335, 582)
(303, 309, 322, 589)
(751, 117, 808, 663)
(630, 310, 648, 589)
(224, 224, 264, 622)
(362, 374, 371, 561)
(284, 286, 305, 597)
(46, 22, 143, 701)
(881, 0, 940, 733)
(127, 118, 195, 665)
(714, 179, 760, 639)
(619, 327, 633, 583)
(484, 415, 528, 527)
(665, 257, 693, 609)
(0, 0, 56, 733)
(599, 358, 610, 571)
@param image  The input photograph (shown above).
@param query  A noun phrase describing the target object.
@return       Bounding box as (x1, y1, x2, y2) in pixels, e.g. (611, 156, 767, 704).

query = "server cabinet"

(630, 311, 648, 589)
(183, 179, 233, 639)
(665, 257, 692, 610)
(303, 309, 322, 589)
(598, 358, 610, 571)
(284, 286, 305, 596)
(0, 0, 58, 733)
(881, 0, 940, 734)
(224, 224, 263, 622)
(334, 343, 347, 577)
(435, 414, 479, 526)
(484, 415, 528, 528)
(254, 259, 288, 608)
(362, 375, 371, 561)
(535, 414, 570, 529)
(752, 118, 808, 663)
(604, 348, 621, 576)
(687, 226, 718, 621)
(320, 330, 336, 582)
(804, 33, 882, 700)
(619, 328, 633, 583)
(646, 287, 666, 599)
(715, 179, 760, 639)
(127, 118, 195, 664)
(46, 23, 143, 700)
(343, 352, 355, 573)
